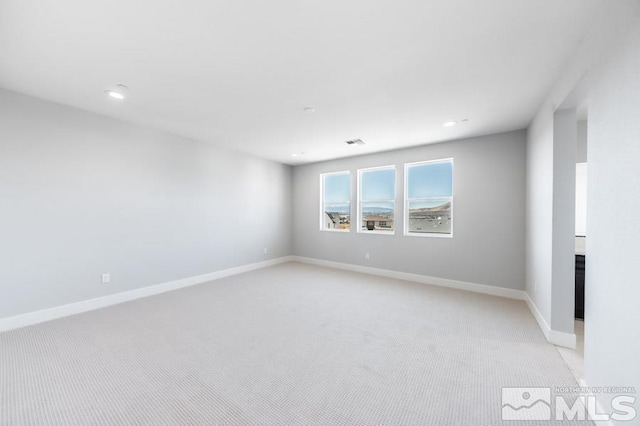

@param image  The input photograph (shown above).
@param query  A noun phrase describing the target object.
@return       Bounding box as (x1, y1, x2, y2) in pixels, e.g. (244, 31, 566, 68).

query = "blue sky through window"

(361, 168, 395, 200)
(323, 173, 350, 202)
(407, 161, 452, 198)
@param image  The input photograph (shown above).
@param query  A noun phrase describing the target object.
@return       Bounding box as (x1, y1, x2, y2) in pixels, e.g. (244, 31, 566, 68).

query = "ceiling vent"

(345, 138, 365, 146)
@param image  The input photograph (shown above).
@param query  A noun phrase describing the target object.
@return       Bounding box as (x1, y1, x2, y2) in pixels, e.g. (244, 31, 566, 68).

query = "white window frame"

(357, 165, 396, 235)
(404, 158, 454, 238)
(319, 170, 351, 233)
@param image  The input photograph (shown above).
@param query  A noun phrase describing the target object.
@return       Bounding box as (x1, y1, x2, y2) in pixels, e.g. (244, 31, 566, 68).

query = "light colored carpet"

(0, 262, 590, 425)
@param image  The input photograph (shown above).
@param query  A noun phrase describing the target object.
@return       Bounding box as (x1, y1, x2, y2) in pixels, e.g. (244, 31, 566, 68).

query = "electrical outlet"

(101, 273, 110, 284)
(365, 253, 370, 259)
(263, 248, 268, 254)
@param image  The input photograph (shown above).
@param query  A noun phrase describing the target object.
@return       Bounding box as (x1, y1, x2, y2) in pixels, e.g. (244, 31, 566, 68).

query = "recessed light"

(105, 90, 125, 100)
(105, 84, 128, 100)
(291, 153, 299, 157)
(443, 121, 458, 127)
(303, 107, 315, 113)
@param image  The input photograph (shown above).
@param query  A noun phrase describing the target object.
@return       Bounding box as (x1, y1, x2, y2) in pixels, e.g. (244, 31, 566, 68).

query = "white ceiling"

(0, 0, 604, 165)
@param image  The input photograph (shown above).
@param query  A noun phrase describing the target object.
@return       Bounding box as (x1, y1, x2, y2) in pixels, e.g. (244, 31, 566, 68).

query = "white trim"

(357, 165, 396, 235)
(320, 228, 350, 233)
(0, 256, 293, 333)
(524, 291, 551, 339)
(291, 256, 577, 349)
(524, 292, 577, 349)
(320, 170, 352, 232)
(404, 158, 454, 238)
(404, 157, 455, 168)
(357, 229, 395, 236)
(291, 256, 525, 300)
(549, 329, 577, 349)
(404, 232, 453, 239)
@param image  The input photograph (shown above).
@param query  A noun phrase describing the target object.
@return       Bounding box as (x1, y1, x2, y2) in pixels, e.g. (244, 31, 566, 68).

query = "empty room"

(1, 0, 639, 425)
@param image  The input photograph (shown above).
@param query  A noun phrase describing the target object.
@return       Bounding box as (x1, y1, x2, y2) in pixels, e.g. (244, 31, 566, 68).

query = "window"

(405, 159, 453, 236)
(320, 171, 351, 231)
(358, 166, 395, 233)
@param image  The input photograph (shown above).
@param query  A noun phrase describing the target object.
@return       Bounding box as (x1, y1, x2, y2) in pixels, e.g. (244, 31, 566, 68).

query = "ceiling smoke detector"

(345, 139, 365, 146)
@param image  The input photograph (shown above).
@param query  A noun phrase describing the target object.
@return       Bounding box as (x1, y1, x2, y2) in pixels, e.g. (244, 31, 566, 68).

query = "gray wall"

(550, 110, 576, 333)
(577, 120, 588, 163)
(525, 2, 637, 337)
(526, 109, 554, 328)
(0, 89, 292, 319)
(293, 131, 526, 290)
(586, 7, 640, 410)
(525, 0, 639, 412)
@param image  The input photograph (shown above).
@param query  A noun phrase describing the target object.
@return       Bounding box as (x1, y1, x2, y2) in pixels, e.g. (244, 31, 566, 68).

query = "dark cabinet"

(575, 255, 585, 319)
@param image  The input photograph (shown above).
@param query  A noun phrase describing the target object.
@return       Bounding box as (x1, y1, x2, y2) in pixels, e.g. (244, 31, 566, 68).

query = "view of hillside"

(325, 201, 451, 234)
(408, 201, 451, 233)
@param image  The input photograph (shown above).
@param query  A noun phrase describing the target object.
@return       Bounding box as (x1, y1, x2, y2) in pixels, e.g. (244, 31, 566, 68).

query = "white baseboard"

(1, 255, 578, 353)
(291, 256, 526, 300)
(524, 292, 552, 340)
(293, 256, 579, 349)
(0, 256, 293, 333)
(524, 292, 576, 349)
(549, 329, 577, 349)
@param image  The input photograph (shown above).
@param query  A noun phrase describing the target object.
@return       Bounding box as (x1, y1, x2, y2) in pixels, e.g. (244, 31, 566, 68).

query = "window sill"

(404, 232, 453, 238)
(357, 230, 396, 236)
